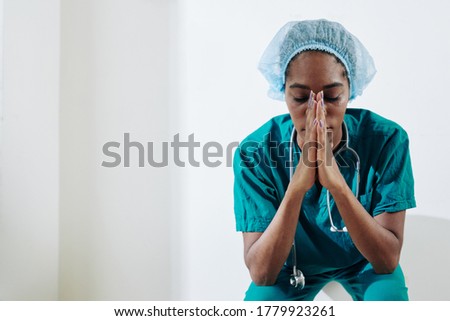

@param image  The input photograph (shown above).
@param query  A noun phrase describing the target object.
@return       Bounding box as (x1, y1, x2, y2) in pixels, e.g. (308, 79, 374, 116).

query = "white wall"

(58, 0, 173, 300)
(0, 0, 60, 300)
(0, 0, 174, 300)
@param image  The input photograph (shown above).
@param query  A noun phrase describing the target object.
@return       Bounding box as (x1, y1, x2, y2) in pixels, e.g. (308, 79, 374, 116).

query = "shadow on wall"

(322, 215, 450, 301)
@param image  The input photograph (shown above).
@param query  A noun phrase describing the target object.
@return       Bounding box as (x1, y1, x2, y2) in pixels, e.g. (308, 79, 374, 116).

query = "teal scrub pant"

(244, 260, 408, 301)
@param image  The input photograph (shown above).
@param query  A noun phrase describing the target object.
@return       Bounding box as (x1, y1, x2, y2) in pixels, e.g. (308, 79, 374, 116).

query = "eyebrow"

(289, 82, 344, 90)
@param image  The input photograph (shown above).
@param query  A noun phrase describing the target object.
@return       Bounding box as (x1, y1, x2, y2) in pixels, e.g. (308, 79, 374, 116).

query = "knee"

(244, 270, 296, 301)
(244, 282, 286, 301)
(356, 263, 409, 301)
(364, 279, 409, 301)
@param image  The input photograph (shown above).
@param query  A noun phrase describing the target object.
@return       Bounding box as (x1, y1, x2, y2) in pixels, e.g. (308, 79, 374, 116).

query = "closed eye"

(293, 97, 308, 103)
(325, 96, 339, 102)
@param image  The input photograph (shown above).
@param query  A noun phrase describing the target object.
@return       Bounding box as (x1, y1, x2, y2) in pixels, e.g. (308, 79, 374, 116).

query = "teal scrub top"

(233, 108, 416, 276)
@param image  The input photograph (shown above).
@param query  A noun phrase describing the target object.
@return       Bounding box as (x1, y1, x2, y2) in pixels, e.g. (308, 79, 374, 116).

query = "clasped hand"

(292, 91, 346, 194)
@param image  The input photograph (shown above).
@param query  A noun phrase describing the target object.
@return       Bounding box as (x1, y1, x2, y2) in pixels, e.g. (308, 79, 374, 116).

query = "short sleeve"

(371, 128, 416, 215)
(233, 141, 280, 232)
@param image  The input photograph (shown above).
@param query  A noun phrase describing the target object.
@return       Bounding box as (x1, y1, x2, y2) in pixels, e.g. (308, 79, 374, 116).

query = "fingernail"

(312, 118, 318, 126)
(308, 91, 314, 109)
(319, 120, 324, 128)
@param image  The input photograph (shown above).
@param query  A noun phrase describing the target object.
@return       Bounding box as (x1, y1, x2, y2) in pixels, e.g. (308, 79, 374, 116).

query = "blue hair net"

(258, 19, 376, 101)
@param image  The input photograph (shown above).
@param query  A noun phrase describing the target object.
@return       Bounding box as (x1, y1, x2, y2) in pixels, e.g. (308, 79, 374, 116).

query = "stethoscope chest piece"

(290, 266, 305, 289)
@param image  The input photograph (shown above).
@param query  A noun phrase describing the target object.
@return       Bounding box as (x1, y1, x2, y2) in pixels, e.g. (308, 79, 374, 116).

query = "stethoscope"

(288, 121, 360, 289)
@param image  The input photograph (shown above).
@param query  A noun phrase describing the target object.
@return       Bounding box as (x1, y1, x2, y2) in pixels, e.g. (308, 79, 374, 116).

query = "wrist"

(286, 182, 308, 199)
(328, 178, 351, 199)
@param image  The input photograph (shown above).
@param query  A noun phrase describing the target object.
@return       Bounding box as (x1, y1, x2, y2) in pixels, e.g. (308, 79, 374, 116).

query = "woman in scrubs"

(233, 19, 416, 301)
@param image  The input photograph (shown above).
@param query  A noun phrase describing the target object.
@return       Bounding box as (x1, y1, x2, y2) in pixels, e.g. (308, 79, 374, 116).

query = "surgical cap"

(258, 19, 376, 101)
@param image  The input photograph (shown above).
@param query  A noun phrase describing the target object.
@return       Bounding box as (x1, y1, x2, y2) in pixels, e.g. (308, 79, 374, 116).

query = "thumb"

(325, 130, 334, 167)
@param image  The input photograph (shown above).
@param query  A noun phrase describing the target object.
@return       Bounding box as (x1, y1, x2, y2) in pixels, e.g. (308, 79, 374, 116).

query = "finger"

(305, 91, 316, 129)
(327, 128, 334, 150)
(302, 91, 316, 145)
(316, 91, 325, 124)
(317, 127, 325, 164)
(307, 98, 318, 138)
(316, 91, 326, 133)
(325, 130, 333, 153)
(303, 97, 318, 166)
(317, 91, 332, 150)
(316, 92, 326, 163)
(301, 100, 317, 160)
(297, 92, 312, 149)
(308, 90, 315, 110)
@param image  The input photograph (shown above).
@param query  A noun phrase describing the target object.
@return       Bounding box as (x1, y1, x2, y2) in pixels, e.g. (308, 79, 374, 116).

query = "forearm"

(245, 185, 305, 285)
(331, 185, 402, 273)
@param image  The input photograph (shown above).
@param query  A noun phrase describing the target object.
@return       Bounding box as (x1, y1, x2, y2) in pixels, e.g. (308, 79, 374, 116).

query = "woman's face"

(285, 51, 350, 149)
